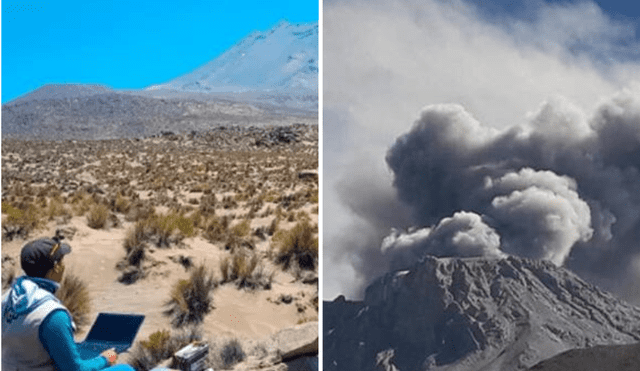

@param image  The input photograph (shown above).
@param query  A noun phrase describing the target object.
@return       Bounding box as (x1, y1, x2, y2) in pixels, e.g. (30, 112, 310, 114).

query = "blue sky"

(1, 0, 318, 103)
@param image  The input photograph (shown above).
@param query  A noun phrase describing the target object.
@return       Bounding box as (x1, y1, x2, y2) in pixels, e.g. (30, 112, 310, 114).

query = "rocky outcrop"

(324, 256, 640, 371)
(273, 321, 318, 360)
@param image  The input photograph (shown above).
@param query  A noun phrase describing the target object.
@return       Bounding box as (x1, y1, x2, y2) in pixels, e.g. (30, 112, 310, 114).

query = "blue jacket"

(2, 276, 109, 371)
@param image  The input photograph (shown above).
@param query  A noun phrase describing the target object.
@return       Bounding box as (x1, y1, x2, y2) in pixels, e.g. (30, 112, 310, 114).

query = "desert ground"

(1, 124, 318, 370)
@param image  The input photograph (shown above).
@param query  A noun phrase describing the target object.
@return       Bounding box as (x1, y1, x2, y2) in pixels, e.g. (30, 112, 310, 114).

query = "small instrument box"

(174, 342, 210, 371)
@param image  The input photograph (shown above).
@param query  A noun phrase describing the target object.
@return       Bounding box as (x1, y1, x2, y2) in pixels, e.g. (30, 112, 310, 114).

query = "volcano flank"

(324, 255, 640, 371)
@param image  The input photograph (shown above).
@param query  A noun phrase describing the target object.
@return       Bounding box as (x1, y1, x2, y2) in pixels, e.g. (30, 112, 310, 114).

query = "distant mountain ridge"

(324, 256, 640, 371)
(1, 20, 318, 140)
(7, 84, 114, 105)
(146, 20, 318, 107)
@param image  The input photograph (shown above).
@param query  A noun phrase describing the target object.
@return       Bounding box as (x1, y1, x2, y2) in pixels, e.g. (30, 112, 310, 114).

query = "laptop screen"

(84, 313, 145, 344)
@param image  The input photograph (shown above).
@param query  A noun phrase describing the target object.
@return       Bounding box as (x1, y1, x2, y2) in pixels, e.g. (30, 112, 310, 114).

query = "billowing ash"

(357, 87, 640, 303)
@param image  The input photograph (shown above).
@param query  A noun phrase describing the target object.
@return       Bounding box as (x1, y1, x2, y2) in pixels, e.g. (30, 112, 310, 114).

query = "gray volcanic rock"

(527, 342, 640, 371)
(2, 89, 316, 141)
(324, 256, 640, 371)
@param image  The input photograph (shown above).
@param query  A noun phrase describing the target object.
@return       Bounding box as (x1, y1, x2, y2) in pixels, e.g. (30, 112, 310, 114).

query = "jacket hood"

(2, 276, 61, 317)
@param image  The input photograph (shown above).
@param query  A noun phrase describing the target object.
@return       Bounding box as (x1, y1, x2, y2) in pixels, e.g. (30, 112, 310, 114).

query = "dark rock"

(324, 256, 640, 371)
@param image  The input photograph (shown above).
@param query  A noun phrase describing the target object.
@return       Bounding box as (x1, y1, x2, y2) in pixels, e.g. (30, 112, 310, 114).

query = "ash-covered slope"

(147, 20, 318, 110)
(527, 342, 640, 371)
(324, 256, 640, 371)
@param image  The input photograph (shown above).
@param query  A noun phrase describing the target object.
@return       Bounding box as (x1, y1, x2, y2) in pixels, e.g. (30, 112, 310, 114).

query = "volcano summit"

(324, 255, 640, 371)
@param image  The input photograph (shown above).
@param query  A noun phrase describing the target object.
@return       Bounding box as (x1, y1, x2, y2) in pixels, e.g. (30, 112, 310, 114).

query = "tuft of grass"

(55, 273, 91, 333)
(164, 264, 216, 327)
(129, 212, 195, 248)
(219, 257, 231, 283)
(230, 219, 251, 238)
(71, 191, 102, 217)
(114, 193, 132, 213)
(232, 252, 258, 283)
(272, 221, 318, 271)
(47, 197, 71, 222)
(220, 339, 245, 369)
(2, 202, 42, 240)
(297, 315, 319, 324)
(266, 217, 279, 236)
(86, 204, 109, 229)
(203, 216, 230, 243)
(153, 212, 196, 240)
(125, 201, 155, 222)
(130, 327, 202, 371)
(199, 193, 217, 216)
(219, 251, 272, 290)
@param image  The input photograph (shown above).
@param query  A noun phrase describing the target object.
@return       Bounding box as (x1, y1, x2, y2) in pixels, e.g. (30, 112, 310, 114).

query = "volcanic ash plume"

(379, 87, 640, 302)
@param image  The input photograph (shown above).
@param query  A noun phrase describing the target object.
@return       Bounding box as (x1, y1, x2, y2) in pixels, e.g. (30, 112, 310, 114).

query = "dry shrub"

(114, 193, 132, 213)
(125, 201, 155, 222)
(266, 217, 279, 236)
(2, 202, 42, 240)
(231, 219, 251, 238)
(220, 339, 245, 369)
(125, 242, 146, 267)
(219, 257, 231, 283)
(70, 192, 94, 216)
(310, 188, 319, 204)
(129, 326, 202, 371)
(296, 210, 310, 222)
(134, 212, 195, 248)
(86, 204, 109, 229)
(164, 264, 216, 327)
(232, 252, 258, 282)
(153, 212, 196, 241)
(47, 197, 71, 222)
(297, 315, 319, 324)
(203, 216, 229, 243)
(56, 273, 91, 333)
(219, 251, 272, 290)
(124, 223, 147, 255)
(272, 221, 318, 271)
(221, 196, 238, 209)
(223, 234, 255, 254)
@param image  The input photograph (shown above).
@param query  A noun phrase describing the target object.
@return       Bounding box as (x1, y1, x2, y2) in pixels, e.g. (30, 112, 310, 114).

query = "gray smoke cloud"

(323, 0, 640, 303)
(381, 211, 505, 272)
(382, 88, 640, 303)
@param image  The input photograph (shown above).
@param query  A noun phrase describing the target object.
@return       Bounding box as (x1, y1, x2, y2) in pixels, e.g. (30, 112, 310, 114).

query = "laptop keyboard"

(77, 342, 118, 360)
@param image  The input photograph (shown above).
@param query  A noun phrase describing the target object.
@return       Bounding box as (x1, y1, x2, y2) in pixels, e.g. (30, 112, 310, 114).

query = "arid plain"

(1, 124, 318, 370)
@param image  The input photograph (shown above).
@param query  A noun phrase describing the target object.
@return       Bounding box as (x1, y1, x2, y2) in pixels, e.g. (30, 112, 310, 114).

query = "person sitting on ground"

(2, 235, 134, 371)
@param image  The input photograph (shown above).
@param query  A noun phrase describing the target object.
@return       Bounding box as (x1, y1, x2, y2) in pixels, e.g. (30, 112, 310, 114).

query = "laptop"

(76, 312, 145, 360)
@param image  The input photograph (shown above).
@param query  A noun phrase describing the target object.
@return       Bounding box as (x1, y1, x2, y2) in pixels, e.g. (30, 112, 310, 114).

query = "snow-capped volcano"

(147, 20, 317, 106)
(324, 256, 640, 371)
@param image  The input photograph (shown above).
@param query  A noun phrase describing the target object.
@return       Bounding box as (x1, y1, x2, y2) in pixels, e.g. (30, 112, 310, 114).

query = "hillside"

(324, 256, 640, 371)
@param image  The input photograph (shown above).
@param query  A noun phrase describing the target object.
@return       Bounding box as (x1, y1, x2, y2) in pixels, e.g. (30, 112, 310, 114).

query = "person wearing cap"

(2, 236, 134, 371)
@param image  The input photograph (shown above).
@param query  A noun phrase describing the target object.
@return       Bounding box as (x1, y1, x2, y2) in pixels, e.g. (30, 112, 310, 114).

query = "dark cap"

(20, 237, 71, 278)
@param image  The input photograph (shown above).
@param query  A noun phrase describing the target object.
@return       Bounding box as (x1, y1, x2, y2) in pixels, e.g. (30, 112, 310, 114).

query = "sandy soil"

(1, 125, 318, 367)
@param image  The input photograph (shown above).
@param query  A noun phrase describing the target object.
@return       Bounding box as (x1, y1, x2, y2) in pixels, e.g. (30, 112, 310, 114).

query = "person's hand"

(101, 348, 117, 365)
